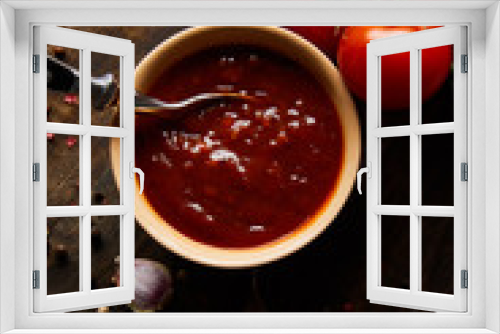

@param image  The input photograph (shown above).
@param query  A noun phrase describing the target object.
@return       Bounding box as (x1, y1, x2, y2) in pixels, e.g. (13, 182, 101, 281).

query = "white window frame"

(32, 25, 136, 313)
(0, 1, 499, 333)
(366, 26, 468, 312)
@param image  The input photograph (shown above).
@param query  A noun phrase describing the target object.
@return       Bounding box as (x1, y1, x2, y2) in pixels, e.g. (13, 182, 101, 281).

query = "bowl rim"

(111, 26, 361, 268)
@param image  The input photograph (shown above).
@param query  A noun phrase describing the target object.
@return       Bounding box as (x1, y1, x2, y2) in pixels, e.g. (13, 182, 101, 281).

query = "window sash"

(32, 25, 136, 313)
(366, 26, 468, 312)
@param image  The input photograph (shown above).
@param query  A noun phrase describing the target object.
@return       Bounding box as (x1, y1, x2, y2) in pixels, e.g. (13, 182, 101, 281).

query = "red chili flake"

(66, 137, 77, 148)
(47, 133, 55, 141)
(64, 93, 78, 105)
(342, 302, 355, 312)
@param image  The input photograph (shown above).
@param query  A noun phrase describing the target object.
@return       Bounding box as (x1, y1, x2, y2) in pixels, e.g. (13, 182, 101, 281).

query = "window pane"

(47, 217, 80, 295)
(381, 215, 410, 290)
(421, 133, 454, 206)
(47, 45, 80, 124)
(421, 45, 454, 124)
(381, 51, 410, 127)
(91, 216, 121, 290)
(91, 137, 121, 205)
(91, 52, 120, 127)
(421, 216, 454, 294)
(381, 136, 410, 205)
(47, 134, 80, 206)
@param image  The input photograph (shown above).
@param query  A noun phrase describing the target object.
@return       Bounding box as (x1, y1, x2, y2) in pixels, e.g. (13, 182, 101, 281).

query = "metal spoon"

(48, 56, 252, 118)
(135, 91, 254, 121)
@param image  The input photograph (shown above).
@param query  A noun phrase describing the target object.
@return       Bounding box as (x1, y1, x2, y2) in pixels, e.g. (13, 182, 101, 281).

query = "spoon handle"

(48, 56, 180, 113)
(48, 57, 251, 120)
(134, 91, 175, 110)
(47, 56, 118, 109)
(134, 92, 253, 122)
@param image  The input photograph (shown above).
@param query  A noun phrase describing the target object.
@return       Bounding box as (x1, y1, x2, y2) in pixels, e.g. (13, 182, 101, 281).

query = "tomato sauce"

(136, 45, 344, 249)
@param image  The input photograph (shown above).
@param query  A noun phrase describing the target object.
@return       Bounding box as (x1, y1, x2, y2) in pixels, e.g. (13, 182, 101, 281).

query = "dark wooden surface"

(46, 27, 454, 313)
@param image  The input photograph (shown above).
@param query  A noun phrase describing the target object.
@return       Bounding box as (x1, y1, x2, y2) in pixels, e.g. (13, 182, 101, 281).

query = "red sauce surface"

(136, 45, 344, 248)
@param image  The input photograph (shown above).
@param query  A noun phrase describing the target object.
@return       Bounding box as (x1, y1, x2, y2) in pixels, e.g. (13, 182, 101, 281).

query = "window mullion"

(81, 48, 92, 294)
(409, 48, 420, 294)
(78, 48, 85, 293)
(82, 48, 91, 208)
(416, 48, 424, 293)
(46, 123, 89, 136)
(90, 205, 129, 216)
(373, 123, 454, 138)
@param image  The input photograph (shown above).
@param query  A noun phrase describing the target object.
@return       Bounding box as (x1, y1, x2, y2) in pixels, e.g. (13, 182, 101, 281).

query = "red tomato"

(284, 26, 345, 60)
(337, 26, 452, 110)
